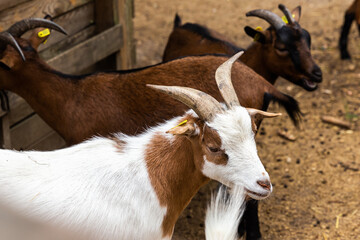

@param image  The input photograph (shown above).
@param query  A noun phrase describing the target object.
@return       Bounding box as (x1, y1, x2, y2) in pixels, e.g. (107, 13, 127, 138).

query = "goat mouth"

(245, 189, 270, 200)
(301, 78, 318, 91)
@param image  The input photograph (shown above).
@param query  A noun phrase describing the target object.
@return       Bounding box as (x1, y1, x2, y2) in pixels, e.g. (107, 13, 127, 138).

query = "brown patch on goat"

(163, 28, 236, 61)
(348, 0, 360, 24)
(251, 119, 258, 135)
(109, 136, 126, 153)
(144, 116, 210, 238)
(201, 125, 228, 165)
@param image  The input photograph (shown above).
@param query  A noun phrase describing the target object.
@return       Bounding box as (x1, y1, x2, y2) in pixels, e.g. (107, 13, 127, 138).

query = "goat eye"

(208, 146, 220, 153)
(275, 47, 289, 56)
(276, 47, 287, 52)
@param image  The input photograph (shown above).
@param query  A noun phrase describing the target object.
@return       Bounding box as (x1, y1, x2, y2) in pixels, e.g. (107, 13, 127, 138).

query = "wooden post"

(0, 114, 11, 149)
(115, 0, 136, 70)
(94, 0, 117, 71)
(93, 0, 135, 70)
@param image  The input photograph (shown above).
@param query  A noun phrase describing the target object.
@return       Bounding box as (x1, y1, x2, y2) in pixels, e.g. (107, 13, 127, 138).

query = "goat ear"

(291, 6, 301, 22)
(0, 54, 19, 69)
(0, 61, 11, 71)
(174, 13, 182, 28)
(244, 26, 266, 44)
(166, 119, 197, 136)
(28, 28, 51, 50)
(247, 108, 282, 122)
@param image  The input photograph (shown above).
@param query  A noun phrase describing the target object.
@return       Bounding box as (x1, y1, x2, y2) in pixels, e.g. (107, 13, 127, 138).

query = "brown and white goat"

(339, 0, 360, 59)
(0, 19, 300, 146)
(0, 57, 278, 239)
(163, 4, 323, 91)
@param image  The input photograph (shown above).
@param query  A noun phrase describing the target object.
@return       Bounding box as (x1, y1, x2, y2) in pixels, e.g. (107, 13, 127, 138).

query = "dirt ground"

(134, 0, 360, 239)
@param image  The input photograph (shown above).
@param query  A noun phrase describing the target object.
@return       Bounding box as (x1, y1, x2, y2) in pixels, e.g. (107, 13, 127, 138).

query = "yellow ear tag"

(281, 14, 295, 24)
(253, 26, 263, 42)
(38, 28, 51, 44)
(170, 119, 188, 130)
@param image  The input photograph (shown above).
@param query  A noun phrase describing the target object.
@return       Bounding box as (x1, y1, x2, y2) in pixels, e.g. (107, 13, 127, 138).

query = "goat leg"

(339, 12, 355, 59)
(238, 200, 262, 240)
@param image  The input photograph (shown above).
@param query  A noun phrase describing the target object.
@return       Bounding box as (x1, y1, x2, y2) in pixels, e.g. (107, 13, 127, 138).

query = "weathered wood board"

(0, 0, 135, 151)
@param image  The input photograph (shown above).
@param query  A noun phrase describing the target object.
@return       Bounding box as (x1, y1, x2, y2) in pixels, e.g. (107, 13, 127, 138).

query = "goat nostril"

(257, 180, 271, 190)
(312, 67, 322, 78)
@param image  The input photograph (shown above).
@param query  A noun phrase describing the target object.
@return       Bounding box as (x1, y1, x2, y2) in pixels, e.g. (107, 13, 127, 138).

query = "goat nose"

(312, 66, 322, 79)
(257, 180, 271, 191)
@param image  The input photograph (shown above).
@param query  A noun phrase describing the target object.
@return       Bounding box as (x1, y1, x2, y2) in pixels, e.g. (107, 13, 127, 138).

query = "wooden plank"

(8, 93, 33, 126)
(94, 0, 117, 70)
(0, 114, 11, 149)
(0, 0, 29, 12)
(115, 0, 136, 69)
(0, 0, 92, 31)
(27, 131, 66, 151)
(10, 114, 54, 150)
(40, 25, 96, 60)
(47, 24, 123, 74)
(95, 0, 114, 32)
(38, 2, 95, 52)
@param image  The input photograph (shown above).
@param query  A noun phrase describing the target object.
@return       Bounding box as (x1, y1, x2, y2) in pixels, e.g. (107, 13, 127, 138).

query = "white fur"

(0, 115, 186, 240)
(205, 186, 246, 240)
(202, 106, 272, 200)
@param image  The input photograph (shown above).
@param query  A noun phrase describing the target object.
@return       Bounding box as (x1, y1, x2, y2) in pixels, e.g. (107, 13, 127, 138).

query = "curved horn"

(278, 4, 295, 24)
(0, 32, 25, 61)
(7, 18, 67, 37)
(147, 84, 224, 122)
(246, 108, 282, 118)
(215, 51, 243, 108)
(246, 9, 285, 30)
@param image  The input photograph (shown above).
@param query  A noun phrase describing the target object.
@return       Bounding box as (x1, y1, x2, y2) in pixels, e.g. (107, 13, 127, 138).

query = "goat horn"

(0, 32, 25, 61)
(246, 9, 285, 30)
(215, 51, 243, 108)
(147, 84, 224, 122)
(246, 108, 282, 118)
(7, 18, 67, 37)
(278, 4, 295, 24)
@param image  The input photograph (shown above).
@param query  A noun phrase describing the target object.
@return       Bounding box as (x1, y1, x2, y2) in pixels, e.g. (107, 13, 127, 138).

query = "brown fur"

(0, 33, 292, 145)
(347, 0, 360, 24)
(201, 125, 228, 165)
(144, 115, 229, 237)
(162, 28, 236, 61)
(162, 14, 321, 87)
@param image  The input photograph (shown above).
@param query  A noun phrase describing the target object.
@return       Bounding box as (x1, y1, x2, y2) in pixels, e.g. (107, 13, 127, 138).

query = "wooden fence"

(0, 0, 136, 150)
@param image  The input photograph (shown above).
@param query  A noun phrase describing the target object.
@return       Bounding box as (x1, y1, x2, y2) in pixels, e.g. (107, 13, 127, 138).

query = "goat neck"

(240, 41, 278, 84)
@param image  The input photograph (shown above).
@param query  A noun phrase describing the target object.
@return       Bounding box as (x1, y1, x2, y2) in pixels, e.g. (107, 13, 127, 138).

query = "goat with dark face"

(163, 4, 323, 91)
(339, 0, 360, 59)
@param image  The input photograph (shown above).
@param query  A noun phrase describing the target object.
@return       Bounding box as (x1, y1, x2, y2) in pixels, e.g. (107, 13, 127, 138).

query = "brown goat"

(0, 19, 301, 146)
(163, 4, 323, 91)
(339, 0, 360, 59)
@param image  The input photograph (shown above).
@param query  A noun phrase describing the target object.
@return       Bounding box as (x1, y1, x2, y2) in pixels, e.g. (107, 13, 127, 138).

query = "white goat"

(0, 53, 278, 240)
